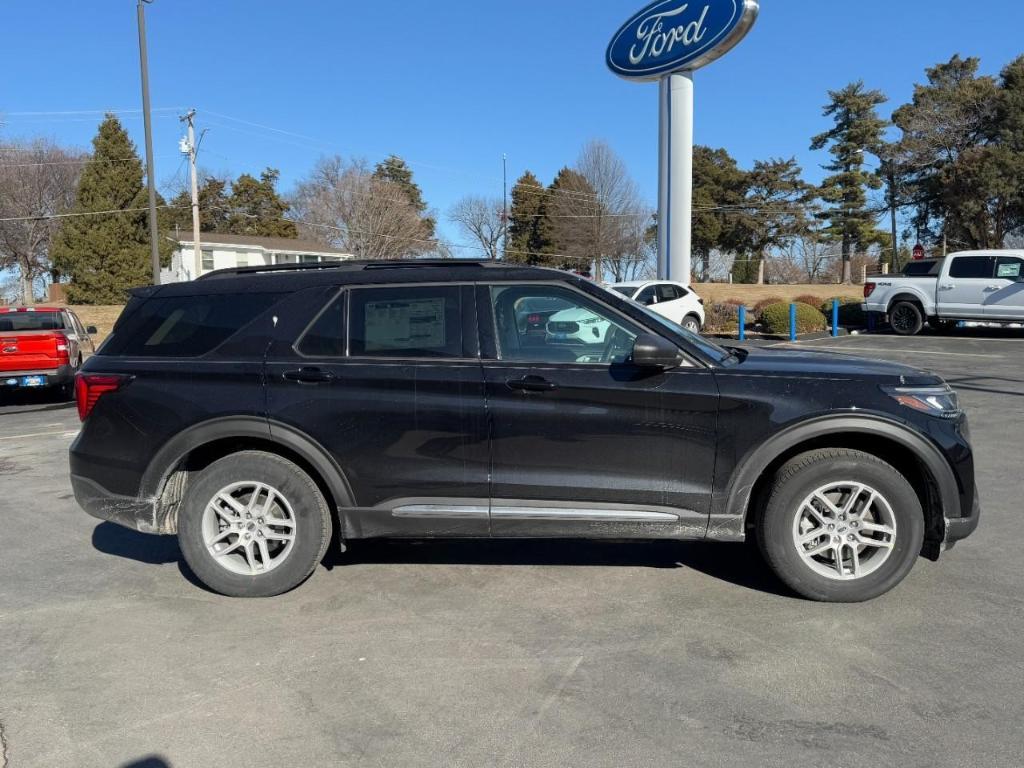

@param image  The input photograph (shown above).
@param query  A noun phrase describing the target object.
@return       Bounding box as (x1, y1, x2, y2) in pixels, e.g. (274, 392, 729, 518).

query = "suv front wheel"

(757, 449, 924, 602)
(178, 451, 332, 597)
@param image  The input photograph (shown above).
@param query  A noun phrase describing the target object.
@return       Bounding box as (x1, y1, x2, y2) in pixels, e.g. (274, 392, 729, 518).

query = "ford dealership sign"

(607, 0, 759, 80)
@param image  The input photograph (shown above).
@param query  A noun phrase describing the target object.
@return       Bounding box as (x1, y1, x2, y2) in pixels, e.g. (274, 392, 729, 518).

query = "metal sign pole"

(658, 72, 694, 284)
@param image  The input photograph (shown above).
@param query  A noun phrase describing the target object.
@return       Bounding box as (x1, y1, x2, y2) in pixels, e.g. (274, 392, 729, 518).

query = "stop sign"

(913, 243, 926, 261)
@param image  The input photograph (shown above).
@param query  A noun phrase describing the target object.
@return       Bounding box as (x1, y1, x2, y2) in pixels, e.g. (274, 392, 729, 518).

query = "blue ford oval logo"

(607, 0, 759, 80)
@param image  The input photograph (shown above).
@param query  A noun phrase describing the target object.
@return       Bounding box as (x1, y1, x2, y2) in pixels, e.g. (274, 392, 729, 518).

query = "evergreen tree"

(691, 146, 747, 282)
(373, 155, 435, 240)
(51, 115, 173, 304)
(506, 171, 551, 264)
(543, 167, 598, 270)
(225, 169, 298, 238)
(811, 81, 888, 283)
(168, 176, 230, 234)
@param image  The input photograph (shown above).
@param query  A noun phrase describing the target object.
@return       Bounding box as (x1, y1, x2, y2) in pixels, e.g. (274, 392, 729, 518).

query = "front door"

(984, 255, 1024, 320)
(479, 282, 719, 539)
(938, 255, 996, 318)
(265, 283, 490, 538)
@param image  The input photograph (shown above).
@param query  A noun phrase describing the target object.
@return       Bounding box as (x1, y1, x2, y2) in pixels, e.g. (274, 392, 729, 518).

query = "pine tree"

(811, 81, 888, 283)
(544, 167, 598, 270)
(373, 155, 435, 240)
(168, 176, 231, 234)
(224, 169, 298, 238)
(51, 115, 173, 304)
(506, 171, 551, 264)
(691, 146, 747, 282)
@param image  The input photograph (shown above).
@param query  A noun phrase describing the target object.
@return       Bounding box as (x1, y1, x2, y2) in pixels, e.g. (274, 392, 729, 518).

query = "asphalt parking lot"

(2, 330, 1023, 768)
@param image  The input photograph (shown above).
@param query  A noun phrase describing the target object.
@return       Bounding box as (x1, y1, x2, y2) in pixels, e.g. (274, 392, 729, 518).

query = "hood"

(728, 347, 943, 386)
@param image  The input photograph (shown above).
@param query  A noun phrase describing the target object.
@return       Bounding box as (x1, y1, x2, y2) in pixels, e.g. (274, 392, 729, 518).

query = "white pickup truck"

(863, 250, 1024, 335)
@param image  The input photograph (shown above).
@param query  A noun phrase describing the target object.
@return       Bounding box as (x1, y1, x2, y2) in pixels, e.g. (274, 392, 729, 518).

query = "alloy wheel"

(202, 482, 297, 576)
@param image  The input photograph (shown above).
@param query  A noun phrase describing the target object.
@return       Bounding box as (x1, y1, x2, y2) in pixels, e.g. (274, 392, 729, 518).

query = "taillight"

(527, 314, 542, 324)
(55, 337, 70, 365)
(75, 374, 128, 421)
(864, 283, 876, 299)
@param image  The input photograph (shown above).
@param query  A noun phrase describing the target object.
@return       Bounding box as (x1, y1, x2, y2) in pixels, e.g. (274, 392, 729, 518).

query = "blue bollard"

(832, 300, 840, 337)
(790, 303, 798, 342)
(738, 305, 746, 341)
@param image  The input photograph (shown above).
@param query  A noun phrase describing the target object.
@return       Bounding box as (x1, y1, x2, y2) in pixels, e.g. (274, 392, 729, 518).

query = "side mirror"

(86, 326, 98, 335)
(631, 334, 682, 371)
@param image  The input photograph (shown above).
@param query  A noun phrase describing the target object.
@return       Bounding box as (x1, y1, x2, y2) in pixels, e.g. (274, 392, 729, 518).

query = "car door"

(479, 282, 719, 540)
(265, 283, 490, 538)
(983, 256, 1024, 320)
(938, 256, 995, 318)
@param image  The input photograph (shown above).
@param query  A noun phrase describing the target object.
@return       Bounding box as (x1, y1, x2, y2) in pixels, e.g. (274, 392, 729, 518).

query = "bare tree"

(448, 196, 504, 261)
(0, 140, 83, 303)
(574, 140, 646, 280)
(291, 156, 432, 260)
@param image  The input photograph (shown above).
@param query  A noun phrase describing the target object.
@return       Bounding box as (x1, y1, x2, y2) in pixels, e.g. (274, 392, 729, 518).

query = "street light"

(137, 0, 161, 285)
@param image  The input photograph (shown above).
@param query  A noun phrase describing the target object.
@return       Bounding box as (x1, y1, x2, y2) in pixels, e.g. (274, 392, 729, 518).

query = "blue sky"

(2, 1, 1021, 252)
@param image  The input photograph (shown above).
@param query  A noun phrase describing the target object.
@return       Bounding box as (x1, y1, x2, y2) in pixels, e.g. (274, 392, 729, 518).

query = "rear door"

(983, 255, 1024, 320)
(479, 281, 718, 539)
(265, 283, 490, 538)
(938, 256, 995, 317)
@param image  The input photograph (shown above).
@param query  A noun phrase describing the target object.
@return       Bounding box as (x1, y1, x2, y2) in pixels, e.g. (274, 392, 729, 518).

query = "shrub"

(704, 302, 740, 333)
(758, 302, 827, 335)
(753, 296, 784, 313)
(794, 293, 824, 307)
(820, 297, 867, 327)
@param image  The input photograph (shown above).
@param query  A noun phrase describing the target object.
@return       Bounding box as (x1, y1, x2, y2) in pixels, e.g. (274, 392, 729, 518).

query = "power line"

(0, 204, 187, 224)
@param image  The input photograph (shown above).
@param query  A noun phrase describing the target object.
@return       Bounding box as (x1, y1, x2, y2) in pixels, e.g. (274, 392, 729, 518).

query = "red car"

(0, 307, 97, 398)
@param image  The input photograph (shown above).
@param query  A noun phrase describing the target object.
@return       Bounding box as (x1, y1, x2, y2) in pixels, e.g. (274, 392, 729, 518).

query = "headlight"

(882, 385, 961, 419)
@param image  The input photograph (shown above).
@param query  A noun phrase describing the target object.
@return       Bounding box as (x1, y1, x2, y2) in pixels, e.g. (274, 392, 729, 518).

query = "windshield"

(597, 285, 733, 363)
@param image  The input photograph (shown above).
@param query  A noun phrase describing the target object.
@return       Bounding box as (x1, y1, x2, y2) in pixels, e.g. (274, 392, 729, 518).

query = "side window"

(297, 293, 346, 357)
(657, 284, 678, 302)
(995, 257, 1023, 281)
(349, 285, 463, 359)
(490, 285, 639, 365)
(949, 257, 995, 279)
(201, 249, 214, 271)
(636, 286, 658, 306)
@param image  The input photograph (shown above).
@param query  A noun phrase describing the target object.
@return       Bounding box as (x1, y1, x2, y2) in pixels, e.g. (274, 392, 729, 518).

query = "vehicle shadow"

(92, 523, 793, 599)
(0, 387, 75, 413)
(121, 757, 172, 768)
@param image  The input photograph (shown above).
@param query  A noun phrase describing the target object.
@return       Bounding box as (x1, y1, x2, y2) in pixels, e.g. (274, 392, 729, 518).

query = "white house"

(162, 233, 354, 282)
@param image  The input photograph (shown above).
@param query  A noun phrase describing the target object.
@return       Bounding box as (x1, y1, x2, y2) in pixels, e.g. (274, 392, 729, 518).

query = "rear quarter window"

(99, 293, 283, 357)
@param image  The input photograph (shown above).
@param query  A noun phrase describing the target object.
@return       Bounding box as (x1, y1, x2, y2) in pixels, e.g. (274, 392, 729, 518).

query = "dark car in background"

(69, 262, 978, 601)
(0, 306, 96, 397)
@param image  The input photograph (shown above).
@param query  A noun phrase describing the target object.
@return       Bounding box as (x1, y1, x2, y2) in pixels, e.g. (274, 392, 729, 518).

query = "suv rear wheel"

(757, 449, 924, 602)
(178, 451, 332, 597)
(682, 314, 702, 334)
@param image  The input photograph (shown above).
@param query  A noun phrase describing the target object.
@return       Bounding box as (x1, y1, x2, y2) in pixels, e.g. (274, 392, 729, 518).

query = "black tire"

(889, 302, 924, 336)
(178, 451, 332, 597)
(682, 314, 702, 334)
(757, 449, 924, 602)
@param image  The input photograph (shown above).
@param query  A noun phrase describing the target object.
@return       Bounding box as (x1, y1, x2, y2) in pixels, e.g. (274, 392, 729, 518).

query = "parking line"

(0, 430, 79, 441)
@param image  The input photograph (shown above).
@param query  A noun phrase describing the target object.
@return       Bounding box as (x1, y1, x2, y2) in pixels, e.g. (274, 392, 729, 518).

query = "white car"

(609, 281, 706, 333)
(545, 307, 612, 346)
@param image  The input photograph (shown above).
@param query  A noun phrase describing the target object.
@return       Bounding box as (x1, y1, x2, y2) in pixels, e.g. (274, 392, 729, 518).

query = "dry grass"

(65, 306, 125, 346)
(693, 284, 863, 306)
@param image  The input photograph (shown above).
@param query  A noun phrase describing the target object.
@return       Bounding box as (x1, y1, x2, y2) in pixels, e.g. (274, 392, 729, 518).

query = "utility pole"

(136, 0, 161, 285)
(180, 109, 201, 276)
(501, 153, 508, 262)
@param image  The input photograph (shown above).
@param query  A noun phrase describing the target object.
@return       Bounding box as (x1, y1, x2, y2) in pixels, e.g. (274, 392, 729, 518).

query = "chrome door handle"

(939, 284, 955, 291)
(283, 367, 335, 384)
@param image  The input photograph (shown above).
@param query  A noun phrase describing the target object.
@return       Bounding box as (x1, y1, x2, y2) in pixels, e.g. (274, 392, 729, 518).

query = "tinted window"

(490, 285, 638, 365)
(657, 284, 679, 302)
(902, 261, 941, 277)
(349, 286, 463, 359)
(100, 293, 282, 357)
(297, 292, 346, 357)
(949, 257, 994, 279)
(611, 287, 635, 298)
(636, 287, 657, 306)
(995, 257, 1024, 280)
(0, 311, 65, 332)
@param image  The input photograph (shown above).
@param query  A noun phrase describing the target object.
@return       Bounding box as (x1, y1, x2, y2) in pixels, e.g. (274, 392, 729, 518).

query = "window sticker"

(997, 263, 1022, 279)
(364, 298, 446, 351)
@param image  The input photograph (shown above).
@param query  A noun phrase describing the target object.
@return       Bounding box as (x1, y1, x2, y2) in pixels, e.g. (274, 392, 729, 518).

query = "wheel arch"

(722, 416, 958, 558)
(141, 417, 355, 533)
(886, 292, 928, 314)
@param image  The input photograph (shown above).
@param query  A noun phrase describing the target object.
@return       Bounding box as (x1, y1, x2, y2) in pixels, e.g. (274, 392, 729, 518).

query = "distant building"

(162, 233, 354, 282)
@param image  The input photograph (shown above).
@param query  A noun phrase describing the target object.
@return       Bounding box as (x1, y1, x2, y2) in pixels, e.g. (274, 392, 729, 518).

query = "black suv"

(70, 262, 979, 601)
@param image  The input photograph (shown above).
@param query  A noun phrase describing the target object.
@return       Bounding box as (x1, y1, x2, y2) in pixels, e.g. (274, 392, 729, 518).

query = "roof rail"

(196, 259, 494, 280)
